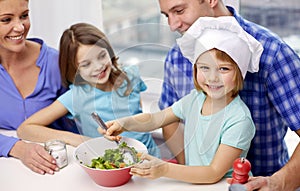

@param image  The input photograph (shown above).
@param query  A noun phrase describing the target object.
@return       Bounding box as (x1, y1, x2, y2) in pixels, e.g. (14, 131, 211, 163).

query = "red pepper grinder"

(231, 157, 251, 184)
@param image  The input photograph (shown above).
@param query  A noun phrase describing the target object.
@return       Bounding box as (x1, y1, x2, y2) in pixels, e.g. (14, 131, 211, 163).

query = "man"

(157, 0, 300, 190)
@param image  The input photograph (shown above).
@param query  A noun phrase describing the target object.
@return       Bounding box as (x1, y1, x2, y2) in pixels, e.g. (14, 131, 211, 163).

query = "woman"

(0, 0, 83, 175)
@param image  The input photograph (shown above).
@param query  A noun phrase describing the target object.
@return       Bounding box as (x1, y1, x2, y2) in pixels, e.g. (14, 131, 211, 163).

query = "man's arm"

(244, 129, 300, 191)
(267, 129, 300, 191)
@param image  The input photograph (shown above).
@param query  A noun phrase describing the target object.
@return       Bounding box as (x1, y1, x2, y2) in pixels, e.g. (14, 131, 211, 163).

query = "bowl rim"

(73, 137, 146, 171)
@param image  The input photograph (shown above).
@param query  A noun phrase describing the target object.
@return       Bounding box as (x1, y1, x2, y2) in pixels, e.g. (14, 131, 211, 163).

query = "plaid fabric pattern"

(159, 6, 300, 176)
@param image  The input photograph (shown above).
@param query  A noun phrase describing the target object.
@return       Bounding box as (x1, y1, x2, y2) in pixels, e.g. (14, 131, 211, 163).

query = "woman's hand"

(130, 153, 168, 179)
(9, 141, 59, 175)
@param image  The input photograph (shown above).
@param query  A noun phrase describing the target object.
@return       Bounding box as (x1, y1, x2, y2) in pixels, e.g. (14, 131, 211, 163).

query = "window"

(240, 0, 300, 55)
(102, 0, 178, 79)
(102, 0, 300, 80)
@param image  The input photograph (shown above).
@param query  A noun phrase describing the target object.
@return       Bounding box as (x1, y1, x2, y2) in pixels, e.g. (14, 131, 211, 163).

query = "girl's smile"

(94, 66, 107, 79)
(205, 84, 224, 93)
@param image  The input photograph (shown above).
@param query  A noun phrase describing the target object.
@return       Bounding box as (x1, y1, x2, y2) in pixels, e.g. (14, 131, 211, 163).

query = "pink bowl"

(74, 137, 147, 187)
(81, 164, 132, 187)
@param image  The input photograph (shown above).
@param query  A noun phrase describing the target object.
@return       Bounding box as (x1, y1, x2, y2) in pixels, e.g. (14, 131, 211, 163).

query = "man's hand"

(227, 176, 271, 191)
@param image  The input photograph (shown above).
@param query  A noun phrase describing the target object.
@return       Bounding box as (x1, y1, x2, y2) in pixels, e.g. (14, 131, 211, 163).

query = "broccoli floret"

(87, 141, 139, 170)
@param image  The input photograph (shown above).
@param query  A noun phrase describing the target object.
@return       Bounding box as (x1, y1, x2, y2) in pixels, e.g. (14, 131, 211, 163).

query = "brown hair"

(59, 22, 132, 96)
(193, 49, 243, 98)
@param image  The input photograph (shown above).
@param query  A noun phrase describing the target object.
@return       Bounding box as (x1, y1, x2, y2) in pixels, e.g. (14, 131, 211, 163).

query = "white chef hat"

(176, 16, 263, 78)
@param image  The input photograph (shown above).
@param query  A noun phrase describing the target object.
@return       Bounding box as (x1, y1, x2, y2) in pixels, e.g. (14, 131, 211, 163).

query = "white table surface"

(0, 130, 229, 191)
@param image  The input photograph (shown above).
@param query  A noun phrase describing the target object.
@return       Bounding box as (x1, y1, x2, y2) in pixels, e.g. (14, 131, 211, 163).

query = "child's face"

(77, 44, 112, 88)
(195, 49, 236, 100)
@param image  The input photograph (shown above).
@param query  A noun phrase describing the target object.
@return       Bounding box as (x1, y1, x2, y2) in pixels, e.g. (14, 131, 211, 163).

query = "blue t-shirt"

(58, 65, 160, 157)
(172, 90, 255, 177)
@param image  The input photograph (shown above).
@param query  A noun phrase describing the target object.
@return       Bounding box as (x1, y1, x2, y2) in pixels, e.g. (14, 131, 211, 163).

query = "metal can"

(45, 140, 68, 169)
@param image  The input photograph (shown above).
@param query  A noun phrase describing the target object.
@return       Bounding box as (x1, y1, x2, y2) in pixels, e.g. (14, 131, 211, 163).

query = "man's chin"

(177, 30, 185, 36)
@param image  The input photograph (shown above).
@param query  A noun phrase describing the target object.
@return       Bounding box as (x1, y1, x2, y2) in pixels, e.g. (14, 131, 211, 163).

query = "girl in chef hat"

(101, 16, 263, 183)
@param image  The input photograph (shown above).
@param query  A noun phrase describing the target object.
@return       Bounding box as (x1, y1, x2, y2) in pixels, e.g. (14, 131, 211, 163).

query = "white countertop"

(0, 129, 229, 191)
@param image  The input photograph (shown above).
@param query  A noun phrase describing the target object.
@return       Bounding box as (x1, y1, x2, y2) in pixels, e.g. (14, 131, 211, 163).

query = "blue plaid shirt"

(159, 7, 300, 176)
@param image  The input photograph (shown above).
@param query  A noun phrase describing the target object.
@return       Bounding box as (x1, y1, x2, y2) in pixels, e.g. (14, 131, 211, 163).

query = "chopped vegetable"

(87, 142, 141, 170)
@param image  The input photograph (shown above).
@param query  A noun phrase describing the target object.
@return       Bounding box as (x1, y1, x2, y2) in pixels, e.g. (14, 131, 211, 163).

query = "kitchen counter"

(0, 129, 229, 191)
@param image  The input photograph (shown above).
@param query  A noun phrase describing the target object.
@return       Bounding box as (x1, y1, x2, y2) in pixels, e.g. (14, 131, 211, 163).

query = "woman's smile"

(7, 34, 24, 41)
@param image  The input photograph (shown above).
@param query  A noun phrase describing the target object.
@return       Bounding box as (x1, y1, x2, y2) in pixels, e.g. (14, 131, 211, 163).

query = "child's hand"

(130, 153, 168, 179)
(97, 120, 123, 141)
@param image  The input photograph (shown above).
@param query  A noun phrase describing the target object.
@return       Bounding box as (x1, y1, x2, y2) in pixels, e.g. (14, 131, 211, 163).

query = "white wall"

(28, 0, 102, 49)
(27, 0, 239, 49)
